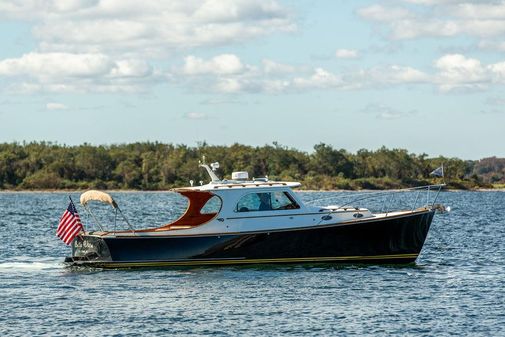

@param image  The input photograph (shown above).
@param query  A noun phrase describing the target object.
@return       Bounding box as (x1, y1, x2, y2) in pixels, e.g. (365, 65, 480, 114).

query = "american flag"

(57, 200, 83, 245)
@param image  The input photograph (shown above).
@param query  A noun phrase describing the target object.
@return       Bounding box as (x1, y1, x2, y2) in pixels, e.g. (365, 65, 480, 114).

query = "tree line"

(0, 141, 502, 190)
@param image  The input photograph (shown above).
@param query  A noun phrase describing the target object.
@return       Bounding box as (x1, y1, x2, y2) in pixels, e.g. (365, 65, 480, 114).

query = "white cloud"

(403, 0, 458, 4)
(261, 59, 296, 74)
(183, 54, 244, 75)
(489, 61, 505, 82)
(390, 20, 461, 39)
(0, 52, 160, 93)
(434, 54, 488, 91)
(176, 54, 433, 93)
(293, 68, 342, 89)
(4, 49, 504, 95)
(3, 0, 505, 98)
(357, 5, 411, 22)
(1, 0, 295, 57)
(359, 1, 505, 40)
(46, 102, 68, 110)
(0, 0, 100, 17)
(50, 0, 100, 12)
(431, 53, 505, 91)
(175, 52, 505, 94)
(193, 0, 288, 22)
(215, 78, 243, 93)
(335, 49, 359, 59)
(0, 52, 112, 78)
(110, 60, 153, 78)
(450, 2, 505, 19)
(365, 65, 429, 84)
(0, 1, 295, 93)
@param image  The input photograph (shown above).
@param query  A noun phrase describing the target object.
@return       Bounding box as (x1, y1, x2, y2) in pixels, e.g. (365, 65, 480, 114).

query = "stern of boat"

(66, 234, 112, 264)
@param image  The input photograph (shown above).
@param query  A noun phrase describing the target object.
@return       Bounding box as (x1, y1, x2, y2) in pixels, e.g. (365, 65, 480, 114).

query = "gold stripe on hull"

(82, 253, 419, 269)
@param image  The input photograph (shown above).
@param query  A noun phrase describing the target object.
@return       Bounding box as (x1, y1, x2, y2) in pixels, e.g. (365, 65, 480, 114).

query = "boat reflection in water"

(67, 160, 445, 268)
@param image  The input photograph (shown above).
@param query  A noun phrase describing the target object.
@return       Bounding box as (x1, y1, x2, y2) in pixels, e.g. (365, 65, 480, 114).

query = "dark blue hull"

(70, 209, 435, 268)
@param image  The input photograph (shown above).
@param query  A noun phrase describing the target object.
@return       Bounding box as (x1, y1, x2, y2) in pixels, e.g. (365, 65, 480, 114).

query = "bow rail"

(307, 184, 446, 214)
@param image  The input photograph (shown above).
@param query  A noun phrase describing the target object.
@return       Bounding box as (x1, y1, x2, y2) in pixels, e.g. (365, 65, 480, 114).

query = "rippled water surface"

(1, 191, 504, 336)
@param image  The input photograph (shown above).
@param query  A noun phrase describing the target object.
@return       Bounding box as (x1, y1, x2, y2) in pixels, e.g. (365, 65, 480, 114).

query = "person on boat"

(258, 193, 272, 211)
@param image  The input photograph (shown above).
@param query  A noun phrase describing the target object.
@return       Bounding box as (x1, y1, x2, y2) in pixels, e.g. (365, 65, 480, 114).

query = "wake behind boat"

(63, 160, 444, 268)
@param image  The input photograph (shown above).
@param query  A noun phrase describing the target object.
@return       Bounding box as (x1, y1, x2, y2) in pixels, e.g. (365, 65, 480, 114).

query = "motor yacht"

(66, 160, 443, 268)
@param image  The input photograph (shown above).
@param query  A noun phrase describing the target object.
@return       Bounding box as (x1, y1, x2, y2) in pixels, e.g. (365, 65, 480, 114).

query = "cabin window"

(271, 191, 300, 210)
(200, 195, 222, 214)
(236, 191, 299, 212)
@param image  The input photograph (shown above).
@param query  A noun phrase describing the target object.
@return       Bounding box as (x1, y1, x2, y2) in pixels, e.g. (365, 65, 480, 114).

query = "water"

(1, 191, 504, 336)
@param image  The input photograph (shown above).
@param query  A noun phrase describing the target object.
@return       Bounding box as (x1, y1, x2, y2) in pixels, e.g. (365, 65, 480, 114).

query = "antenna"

(199, 156, 220, 182)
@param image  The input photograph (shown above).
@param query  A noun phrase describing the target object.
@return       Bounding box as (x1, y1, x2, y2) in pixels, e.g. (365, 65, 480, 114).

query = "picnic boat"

(66, 159, 444, 268)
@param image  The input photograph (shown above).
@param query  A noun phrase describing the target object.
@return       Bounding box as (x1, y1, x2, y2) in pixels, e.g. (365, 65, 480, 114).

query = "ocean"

(1, 191, 504, 336)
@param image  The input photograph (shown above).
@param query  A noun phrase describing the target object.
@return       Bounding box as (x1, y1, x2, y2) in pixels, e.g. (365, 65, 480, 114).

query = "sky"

(0, 0, 504, 160)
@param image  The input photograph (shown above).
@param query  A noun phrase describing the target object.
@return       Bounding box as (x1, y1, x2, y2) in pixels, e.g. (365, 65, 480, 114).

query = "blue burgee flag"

(430, 165, 444, 177)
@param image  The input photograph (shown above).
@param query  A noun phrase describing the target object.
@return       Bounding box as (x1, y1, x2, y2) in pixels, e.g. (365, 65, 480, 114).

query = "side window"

(236, 193, 270, 212)
(236, 192, 299, 212)
(271, 192, 300, 210)
(200, 196, 222, 214)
